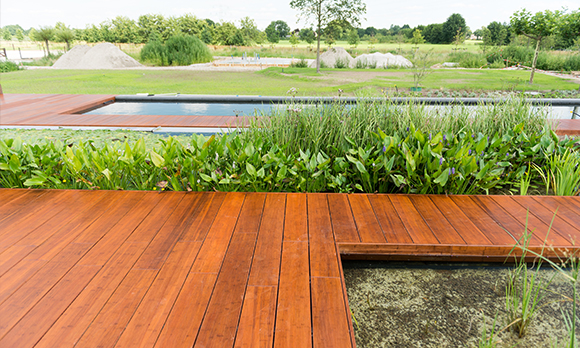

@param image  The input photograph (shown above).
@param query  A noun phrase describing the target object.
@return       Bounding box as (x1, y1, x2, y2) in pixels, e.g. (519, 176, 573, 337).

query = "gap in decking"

(342, 260, 572, 347)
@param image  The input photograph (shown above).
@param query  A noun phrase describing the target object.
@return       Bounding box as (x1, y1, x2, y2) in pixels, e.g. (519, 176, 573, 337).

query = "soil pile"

(308, 47, 354, 68)
(352, 52, 412, 68)
(53, 43, 142, 69)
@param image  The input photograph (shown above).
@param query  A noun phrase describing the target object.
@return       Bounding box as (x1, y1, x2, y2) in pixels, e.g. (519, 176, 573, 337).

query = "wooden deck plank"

(471, 195, 545, 245)
(233, 285, 278, 348)
(512, 196, 580, 242)
(74, 269, 158, 347)
(491, 196, 573, 246)
(348, 195, 385, 243)
(178, 192, 226, 242)
(409, 195, 466, 244)
(308, 194, 341, 278)
(114, 241, 202, 348)
(0, 265, 101, 348)
(311, 277, 352, 348)
(194, 232, 258, 348)
(428, 195, 492, 245)
(284, 193, 308, 241)
(153, 273, 218, 348)
(247, 194, 285, 286)
(533, 196, 580, 233)
(327, 194, 360, 243)
(388, 195, 440, 244)
(449, 196, 516, 245)
(273, 241, 312, 348)
(189, 192, 245, 273)
(367, 195, 413, 243)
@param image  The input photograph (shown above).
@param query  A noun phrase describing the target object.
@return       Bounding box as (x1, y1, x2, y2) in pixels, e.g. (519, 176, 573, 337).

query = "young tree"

(481, 27, 492, 53)
(347, 28, 359, 47)
(453, 27, 465, 48)
(290, 0, 366, 73)
(54, 22, 75, 50)
(239, 17, 261, 44)
(289, 32, 300, 47)
(299, 28, 315, 48)
(16, 28, 24, 41)
(411, 29, 424, 46)
(510, 9, 560, 84)
(32, 26, 55, 56)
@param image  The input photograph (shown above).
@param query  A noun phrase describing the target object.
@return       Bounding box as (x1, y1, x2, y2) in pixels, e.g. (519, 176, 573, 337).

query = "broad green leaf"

(150, 150, 165, 167)
(434, 170, 449, 186)
(24, 176, 46, 187)
(246, 163, 257, 177)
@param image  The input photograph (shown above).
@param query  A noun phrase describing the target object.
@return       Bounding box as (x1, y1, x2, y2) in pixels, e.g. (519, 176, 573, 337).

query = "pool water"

(84, 102, 276, 116)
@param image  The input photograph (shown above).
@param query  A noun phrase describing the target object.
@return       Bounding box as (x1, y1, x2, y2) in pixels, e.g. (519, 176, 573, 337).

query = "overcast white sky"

(1, 0, 577, 31)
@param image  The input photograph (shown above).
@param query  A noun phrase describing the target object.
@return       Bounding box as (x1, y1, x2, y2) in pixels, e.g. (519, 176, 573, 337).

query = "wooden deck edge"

(337, 243, 579, 263)
(61, 96, 117, 115)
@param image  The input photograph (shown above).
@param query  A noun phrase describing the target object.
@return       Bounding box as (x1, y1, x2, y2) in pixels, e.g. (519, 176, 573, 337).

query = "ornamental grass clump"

(140, 34, 212, 66)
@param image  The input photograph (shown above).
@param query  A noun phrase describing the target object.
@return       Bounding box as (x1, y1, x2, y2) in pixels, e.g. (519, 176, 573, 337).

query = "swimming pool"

(83, 102, 276, 116)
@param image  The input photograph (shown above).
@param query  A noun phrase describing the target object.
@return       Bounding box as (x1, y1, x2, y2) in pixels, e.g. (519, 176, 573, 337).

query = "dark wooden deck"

(1, 94, 579, 135)
(1, 189, 579, 348)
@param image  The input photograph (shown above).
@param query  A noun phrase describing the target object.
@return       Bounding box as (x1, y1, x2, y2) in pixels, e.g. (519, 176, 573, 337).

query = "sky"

(1, 0, 577, 32)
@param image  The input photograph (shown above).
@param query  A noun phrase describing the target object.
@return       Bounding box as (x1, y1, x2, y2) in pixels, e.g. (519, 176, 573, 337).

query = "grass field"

(1, 67, 577, 96)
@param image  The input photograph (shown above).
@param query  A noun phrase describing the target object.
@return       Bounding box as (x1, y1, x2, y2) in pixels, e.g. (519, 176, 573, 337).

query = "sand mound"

(52, 45, 91, 68)
(352, 52, 412, 68)
(53, 43, 142, 69)
(308, 47, 354, 68)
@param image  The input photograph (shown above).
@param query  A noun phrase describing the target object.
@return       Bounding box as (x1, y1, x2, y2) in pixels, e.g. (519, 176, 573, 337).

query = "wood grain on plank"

(389, 195, 439, 244)
(349, 194, 385, 243)
(409, 195, 466, 244)
(274, 241, 312, 348)
(233, 285, 278, 348)
(368, 195, 413, 243)
(284, 193, 308, 241)
(308, 194, 341, 278)
(311, 277, 353, 348)
(327, 194, 360, 243)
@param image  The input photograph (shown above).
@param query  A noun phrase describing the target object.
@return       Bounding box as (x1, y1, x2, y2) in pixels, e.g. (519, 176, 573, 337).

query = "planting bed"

(345, 261, 576, 347)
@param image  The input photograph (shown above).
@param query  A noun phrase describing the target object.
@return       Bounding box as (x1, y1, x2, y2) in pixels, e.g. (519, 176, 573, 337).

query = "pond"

(343, 260, 577, 347)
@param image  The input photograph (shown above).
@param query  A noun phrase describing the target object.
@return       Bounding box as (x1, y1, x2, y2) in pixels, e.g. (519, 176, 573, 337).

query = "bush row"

(1, 124, 578, 195)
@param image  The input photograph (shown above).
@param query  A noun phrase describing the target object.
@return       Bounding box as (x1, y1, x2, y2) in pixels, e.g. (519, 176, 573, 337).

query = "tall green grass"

(244, 98, 553, 156)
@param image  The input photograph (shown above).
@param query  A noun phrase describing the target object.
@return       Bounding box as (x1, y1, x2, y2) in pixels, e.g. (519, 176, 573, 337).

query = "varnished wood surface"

(0, 189, 579, 347)
(1, 94, 579, 134)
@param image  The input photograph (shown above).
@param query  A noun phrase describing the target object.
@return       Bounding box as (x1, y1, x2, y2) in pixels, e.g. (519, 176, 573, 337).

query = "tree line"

(1, 9, 578, 51)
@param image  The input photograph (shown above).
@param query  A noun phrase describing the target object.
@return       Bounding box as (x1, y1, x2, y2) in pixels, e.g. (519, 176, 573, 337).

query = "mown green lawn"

(1, 67, 577, 96)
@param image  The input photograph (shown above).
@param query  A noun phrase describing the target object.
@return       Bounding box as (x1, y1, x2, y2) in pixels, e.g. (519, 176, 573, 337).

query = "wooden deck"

(1, 94, 580, 135)
(1, 189, 580, 347)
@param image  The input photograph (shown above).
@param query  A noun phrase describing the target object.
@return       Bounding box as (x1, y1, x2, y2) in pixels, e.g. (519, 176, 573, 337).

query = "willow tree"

(510, 9, 560, 84)
(32, 26, 55, 56)
(290, 0, 366, 73)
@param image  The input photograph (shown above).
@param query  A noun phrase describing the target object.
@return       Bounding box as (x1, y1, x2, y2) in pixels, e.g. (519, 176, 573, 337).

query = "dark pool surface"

(83, 102, 276, 116)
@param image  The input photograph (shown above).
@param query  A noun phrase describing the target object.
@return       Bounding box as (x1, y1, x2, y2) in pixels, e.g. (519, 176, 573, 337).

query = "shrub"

(290, 58, 308, 68)
(0, 61, 19, 73)
(334, 58, 348, 69)
(140, 34, 212, 66)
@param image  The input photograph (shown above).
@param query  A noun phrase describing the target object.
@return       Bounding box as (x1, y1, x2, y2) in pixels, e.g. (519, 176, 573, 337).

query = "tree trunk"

(529, 38, 540, 84)
(44, 39, 51, 57)
(316, 25, 321, 74)
(66, 40, 70, 51)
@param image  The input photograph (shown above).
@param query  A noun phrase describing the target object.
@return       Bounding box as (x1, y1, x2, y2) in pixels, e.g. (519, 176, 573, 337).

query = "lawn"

(2, 67, 578, 96)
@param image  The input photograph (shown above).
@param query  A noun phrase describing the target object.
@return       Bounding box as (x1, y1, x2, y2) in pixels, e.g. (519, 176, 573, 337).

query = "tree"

(2, 29, 11, 41)
(442, 13, 466, 44)
(289, 32, 300, 47)
(347, 28, 359, 47)
(290, 0, 366, 73)
(267, 20, 290, 40)
(16, 28, 24, 41)
(265, 22, 280, 45)
(423, 23, 444, 44)
(299, 28, 315, 47)
(32, 26, 55, 56)
(559, 9, 580, 49)
(453, 27, 465, 48)
(215, 21, 243, 45)
(481, 27, 492, 53)
(239, 17, 261, 45)
(473, 28, 483, 40)
(110, 16, 140, 43)
(411, 29, 424, 46)
(54, 22, 75, 50)
(201, 26, 213, 44)
(510, 9, 561, 84)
